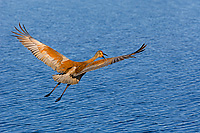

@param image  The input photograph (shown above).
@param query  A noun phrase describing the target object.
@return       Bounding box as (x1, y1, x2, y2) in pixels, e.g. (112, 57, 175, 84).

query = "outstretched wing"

(74, 44, 147, 76)
(12, 23, 71, 73)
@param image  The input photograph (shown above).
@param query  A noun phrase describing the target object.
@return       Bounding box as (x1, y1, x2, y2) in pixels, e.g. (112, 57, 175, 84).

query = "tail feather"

(53, 73, 85, 85)
(52, 74, 78, 85)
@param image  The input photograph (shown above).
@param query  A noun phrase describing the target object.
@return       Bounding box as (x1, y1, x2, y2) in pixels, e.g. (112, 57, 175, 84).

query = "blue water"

(1, 0, 200, 132)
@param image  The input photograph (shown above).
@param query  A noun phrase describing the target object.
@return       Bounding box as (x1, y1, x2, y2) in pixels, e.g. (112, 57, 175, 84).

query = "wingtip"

(141, 43, 147, 49)
(12, 22, 30, 36)
(141, 43, 147, 50)
(133, 43, 147, 54)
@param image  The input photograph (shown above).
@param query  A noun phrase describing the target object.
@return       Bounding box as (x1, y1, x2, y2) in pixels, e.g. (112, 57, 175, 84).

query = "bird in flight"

(12, 23, 147, 102)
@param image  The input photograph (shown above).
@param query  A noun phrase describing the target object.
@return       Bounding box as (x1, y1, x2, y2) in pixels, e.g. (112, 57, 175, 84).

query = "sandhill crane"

(12, 23, 147, 102)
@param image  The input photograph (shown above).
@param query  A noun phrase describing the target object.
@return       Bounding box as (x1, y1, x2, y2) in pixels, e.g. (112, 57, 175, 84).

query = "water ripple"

(1, 0, 200, 132)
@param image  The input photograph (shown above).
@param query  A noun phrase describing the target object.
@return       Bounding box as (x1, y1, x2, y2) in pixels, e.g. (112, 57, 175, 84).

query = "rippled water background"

(1, 0, 200, 132)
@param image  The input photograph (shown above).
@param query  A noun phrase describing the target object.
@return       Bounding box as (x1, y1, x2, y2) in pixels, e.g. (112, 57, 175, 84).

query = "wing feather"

(74, 44, 147, 76)
(12, 23, 70, 73)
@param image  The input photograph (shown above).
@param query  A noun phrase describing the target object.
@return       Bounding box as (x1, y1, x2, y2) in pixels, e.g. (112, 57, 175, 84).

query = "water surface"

(0, 0, 200, 132)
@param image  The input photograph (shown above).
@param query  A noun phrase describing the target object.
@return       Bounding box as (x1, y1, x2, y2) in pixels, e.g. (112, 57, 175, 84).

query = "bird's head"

(96, 50, 108, 59)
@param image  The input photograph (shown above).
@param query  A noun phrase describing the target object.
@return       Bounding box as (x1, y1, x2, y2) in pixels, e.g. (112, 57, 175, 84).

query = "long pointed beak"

(103, 53, 108, 56)
(103, 53, 108, 59)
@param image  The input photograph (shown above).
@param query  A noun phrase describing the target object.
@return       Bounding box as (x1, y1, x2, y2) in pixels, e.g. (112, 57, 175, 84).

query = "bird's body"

(12, 23, 147, 102)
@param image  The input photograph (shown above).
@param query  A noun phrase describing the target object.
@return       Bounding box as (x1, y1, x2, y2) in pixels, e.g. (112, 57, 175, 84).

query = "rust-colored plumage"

(12, 23, 147, 102)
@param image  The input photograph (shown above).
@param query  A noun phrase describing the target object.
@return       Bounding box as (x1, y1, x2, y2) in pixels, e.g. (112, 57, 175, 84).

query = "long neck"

(84, 54, 99, 64)
(76, 53, 99, 74)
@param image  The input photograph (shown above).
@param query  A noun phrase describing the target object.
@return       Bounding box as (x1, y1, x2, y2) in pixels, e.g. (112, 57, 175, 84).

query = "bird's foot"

(44, 93, 51, 97)
(55, 97, 61, 102)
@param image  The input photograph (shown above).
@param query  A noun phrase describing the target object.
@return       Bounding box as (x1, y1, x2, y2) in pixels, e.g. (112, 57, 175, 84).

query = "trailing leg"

(55, 84, 70, 102)
(44, 82, 61, 97)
